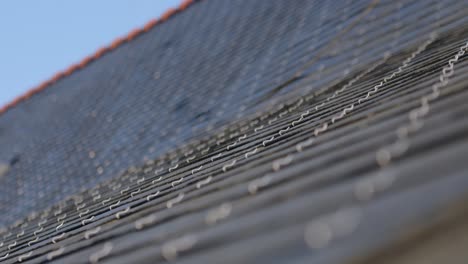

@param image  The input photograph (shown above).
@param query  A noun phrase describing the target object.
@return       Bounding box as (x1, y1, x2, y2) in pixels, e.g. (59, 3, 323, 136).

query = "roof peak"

(0, 0, 199, 116)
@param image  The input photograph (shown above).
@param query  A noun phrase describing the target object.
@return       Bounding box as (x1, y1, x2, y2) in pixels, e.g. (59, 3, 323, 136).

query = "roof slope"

(1, 0, 468, 263)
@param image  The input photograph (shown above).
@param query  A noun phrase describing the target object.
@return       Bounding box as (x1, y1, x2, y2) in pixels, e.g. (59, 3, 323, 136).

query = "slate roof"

(0, 0, 468, 263)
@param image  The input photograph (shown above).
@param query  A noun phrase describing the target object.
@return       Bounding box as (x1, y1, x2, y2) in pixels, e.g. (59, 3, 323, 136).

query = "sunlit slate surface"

(1, 0, 468, 263)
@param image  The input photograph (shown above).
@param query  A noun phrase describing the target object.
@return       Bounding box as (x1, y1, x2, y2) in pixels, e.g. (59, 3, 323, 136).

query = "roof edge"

(0, 0, 199, 116)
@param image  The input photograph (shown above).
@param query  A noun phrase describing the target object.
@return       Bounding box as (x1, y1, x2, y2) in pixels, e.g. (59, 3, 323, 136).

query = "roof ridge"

(0, 0, 199, 116)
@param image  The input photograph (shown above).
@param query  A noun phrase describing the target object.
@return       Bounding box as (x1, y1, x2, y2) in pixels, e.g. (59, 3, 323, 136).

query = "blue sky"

(0, 0, 180, 106)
